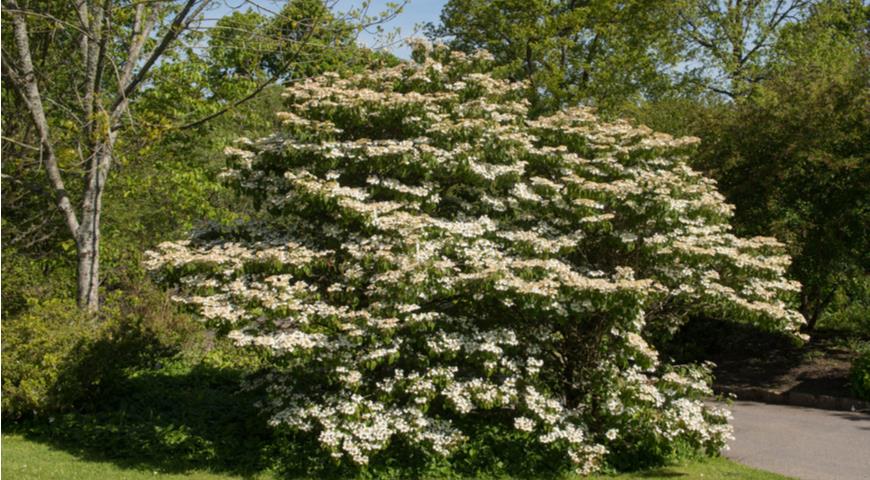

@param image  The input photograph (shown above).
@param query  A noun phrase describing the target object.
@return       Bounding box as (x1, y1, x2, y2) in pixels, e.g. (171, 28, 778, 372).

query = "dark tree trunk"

(800, 285, 837, 331)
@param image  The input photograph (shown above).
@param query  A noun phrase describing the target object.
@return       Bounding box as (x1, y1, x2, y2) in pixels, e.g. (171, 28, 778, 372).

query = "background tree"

(3, 0, 215, 310)
(677, 0, 815, 98)
(426, 0, 685, 114)
(1, 0, 402, 311)
(620, 0, 868, 330)
(690, 0, 869, 328)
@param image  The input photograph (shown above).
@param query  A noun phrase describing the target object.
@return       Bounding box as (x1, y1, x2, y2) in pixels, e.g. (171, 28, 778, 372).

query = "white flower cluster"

(148, 42, 804, 474)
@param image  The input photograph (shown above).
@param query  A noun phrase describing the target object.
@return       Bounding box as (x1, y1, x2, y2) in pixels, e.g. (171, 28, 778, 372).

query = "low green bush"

(816, 276, 870, 336)
(2, 283, 204, 419)
(818, 304, 870, 337)
(850, 348, 870, 401)
(0, 248, 77, 320)
(4, 338, 275, 476)
(2, 298, 93, 418)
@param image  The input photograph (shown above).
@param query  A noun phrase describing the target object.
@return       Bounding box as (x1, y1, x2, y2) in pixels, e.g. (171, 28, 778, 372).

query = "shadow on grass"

(636, 470, 686, 478)
(5, 363, 277, 478)
(3, 366, 592, 479)
(2, 316, 737, 480)
(3, 356, 585, 480)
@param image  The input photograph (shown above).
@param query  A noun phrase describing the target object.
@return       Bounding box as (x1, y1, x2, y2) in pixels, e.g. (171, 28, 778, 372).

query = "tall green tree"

(427, 0, 685, 113)
(692, 0, 869, 328)
(3, 0, 214, 310)
(1, 0, 401, 310)
(676, 0, 816, 98)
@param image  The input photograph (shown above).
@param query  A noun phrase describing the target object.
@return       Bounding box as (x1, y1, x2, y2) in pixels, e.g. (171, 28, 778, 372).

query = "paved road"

(725, 401, 870, 480)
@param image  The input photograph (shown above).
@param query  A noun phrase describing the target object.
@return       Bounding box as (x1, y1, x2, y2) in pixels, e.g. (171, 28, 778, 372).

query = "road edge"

(714, 385, 870, 413)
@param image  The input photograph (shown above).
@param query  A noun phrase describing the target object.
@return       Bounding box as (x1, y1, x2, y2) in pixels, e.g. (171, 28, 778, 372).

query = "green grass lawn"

(1, 434, 268, 480)
(2, 434, 791, 480)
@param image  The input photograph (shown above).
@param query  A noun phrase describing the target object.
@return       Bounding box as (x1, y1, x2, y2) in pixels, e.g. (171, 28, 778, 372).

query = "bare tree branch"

(118, 2, 154, 89)
(1, 135, 40, 151)
(83, 0, 107, 131)
(91, 0, 114, 113)
(112, 0, 208, 115)
(4, 4, 81, 236)
(177, 9, 322, 130)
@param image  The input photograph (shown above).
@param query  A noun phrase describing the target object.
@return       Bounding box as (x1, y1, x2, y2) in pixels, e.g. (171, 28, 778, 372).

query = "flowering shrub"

(146, 42, 804, 474)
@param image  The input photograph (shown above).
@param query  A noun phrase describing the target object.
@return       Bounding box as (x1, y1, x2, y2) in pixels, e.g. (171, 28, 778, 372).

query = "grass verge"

(2, 434, 792, 480)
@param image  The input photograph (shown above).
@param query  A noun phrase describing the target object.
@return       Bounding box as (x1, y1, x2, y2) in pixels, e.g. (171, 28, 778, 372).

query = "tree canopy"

(426, 0, 685, 113)
(1, 0, 401, 309)
(691, 0, 870, 327)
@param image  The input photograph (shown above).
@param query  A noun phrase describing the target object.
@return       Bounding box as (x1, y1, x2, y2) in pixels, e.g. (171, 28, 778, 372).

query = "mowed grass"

(2, 434, 792, 480)
(1, 434, 254, 480)
(1, 434, 269, 480)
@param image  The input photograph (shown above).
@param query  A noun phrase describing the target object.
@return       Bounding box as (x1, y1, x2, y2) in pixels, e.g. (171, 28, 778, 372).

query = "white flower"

(514, 417, 535, 432)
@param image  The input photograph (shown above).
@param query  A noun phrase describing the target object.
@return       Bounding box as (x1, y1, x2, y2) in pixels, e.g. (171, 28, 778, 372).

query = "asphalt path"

(725, 401, 870, 480)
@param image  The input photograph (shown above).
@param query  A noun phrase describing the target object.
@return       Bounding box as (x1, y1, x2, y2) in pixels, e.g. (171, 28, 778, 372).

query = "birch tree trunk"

(76, 136, 114, 310)
(3, 0, 382, 310)
(76, 226, 101, 309)
(3, 0, 205, 311)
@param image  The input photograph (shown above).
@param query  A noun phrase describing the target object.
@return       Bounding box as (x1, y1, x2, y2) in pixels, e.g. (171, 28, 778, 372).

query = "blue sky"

(350, 1, 447, 57)
(211, 1, 448, 58)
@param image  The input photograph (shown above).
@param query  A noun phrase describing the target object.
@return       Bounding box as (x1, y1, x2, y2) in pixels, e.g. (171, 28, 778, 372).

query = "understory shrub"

(2, 298, 93, 418)
(1, 283, 203, 419)
(147, 42, 804, 474)
(0, 248, 77, 320)
(817, 275, 870, 335)
(851, 348, 870, 401)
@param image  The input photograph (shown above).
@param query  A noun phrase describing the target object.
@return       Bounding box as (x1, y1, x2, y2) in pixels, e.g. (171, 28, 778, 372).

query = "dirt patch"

(664, 319, 865, 401)
(713, 336, 857, 398)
